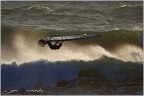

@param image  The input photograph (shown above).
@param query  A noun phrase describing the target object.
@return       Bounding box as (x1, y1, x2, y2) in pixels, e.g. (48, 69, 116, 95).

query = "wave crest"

(1, 25, 143, 64)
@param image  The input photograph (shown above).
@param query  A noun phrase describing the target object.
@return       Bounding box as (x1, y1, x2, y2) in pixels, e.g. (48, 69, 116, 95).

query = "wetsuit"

(47, 41, 62, 50)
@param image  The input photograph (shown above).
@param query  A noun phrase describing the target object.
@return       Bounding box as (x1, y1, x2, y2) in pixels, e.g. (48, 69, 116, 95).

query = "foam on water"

(1, 25, 143, 64)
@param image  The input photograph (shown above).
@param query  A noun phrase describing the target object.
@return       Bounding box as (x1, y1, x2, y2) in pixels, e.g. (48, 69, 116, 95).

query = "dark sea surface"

(1, 1, 143, 95)
(2, 1, 143, 31)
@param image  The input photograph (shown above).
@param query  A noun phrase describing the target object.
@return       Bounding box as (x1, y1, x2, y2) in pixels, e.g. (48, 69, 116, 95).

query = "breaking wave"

(2, 26, 142, 63)
(1, 2, 143, 94)
(1, 24, 143, 64)
(2, 60, 79, 89)
(1, 57, 143, 90)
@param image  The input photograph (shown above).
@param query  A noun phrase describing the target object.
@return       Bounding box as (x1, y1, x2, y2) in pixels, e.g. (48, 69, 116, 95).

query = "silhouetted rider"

(47, 41, 62, 50)
(38, 39, 62, 50)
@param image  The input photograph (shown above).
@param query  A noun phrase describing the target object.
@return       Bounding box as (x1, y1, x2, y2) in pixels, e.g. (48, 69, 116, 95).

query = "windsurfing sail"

(45, 33, 100, 42)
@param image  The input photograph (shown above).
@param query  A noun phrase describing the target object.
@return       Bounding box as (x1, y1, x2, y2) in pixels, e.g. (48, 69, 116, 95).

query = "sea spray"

(1, 25, 143, 64)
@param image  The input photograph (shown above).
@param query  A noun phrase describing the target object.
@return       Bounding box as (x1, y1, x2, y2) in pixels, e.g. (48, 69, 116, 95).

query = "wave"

(2, 2, 143, 33)
(2, 4, 52, 11)
(1, 60, 79, 89)
(1, 4, 53, 19)
(1, 24, 143, 64)
(27, 5, 51, 10)
(105, 6, 143, 19)
(1, 2, 143, 94)
(1, 56, 143, 90)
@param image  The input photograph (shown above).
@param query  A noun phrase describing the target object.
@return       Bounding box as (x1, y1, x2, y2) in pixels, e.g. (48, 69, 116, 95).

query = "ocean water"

(1, 1, 143, 95)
